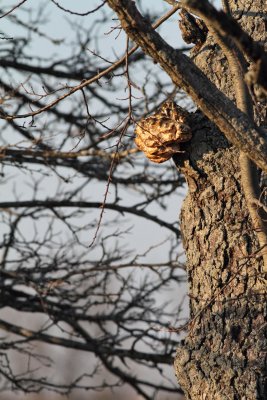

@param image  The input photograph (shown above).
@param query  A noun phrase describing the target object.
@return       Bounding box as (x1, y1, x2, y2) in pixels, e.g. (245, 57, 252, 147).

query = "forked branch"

(106, 0, 267, 173)
(184, 4, 267, 270)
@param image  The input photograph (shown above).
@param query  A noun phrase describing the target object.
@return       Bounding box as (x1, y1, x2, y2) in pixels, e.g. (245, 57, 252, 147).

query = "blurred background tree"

(0, 1, 189, 399)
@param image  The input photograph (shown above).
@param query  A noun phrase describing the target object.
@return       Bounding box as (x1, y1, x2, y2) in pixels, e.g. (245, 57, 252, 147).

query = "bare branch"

(106, 0, 267, 173)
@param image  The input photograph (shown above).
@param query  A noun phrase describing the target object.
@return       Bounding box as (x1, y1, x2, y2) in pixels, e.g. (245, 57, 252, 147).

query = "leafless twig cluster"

(0, 1, 188, 398)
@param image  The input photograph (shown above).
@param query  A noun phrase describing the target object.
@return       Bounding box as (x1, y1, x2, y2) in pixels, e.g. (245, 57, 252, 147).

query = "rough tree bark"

(174, 1, 267, 398)
(106, 0, 267, 398)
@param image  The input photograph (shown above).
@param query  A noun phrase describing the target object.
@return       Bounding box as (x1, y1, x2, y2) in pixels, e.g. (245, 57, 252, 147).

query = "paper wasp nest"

(135, 101, 192, 163)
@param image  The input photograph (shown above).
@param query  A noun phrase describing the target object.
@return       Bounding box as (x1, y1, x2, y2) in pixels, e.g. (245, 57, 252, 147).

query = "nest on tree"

(135, 101, 192, 163)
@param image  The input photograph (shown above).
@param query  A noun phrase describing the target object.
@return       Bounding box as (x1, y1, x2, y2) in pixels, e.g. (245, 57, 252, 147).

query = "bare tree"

(0, 0, 266, 399)
(105, 0, 267, 398)
(0, 1, 188, 399)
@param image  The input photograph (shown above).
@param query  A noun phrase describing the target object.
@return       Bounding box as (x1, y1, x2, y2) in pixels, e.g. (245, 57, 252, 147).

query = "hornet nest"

(135, 101, 192, 163)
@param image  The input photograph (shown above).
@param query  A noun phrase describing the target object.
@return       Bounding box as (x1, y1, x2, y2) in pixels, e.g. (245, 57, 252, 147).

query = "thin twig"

(0, 3, 181, 121)
(0, 0, 28, 19)
(50, 0, 107, 16)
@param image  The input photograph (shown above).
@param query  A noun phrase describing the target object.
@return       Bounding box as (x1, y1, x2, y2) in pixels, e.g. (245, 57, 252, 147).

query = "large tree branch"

(106, 0, 267, 172)
(181, 0, 267, 94)
(0, 319, 173, 364)
(0, 316, 178, 398)
(0, 200, 179, 236)
(180, 0, 267, 67)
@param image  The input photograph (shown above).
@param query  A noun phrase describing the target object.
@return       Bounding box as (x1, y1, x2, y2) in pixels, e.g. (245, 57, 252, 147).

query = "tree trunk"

(174, 1, 267, 399)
